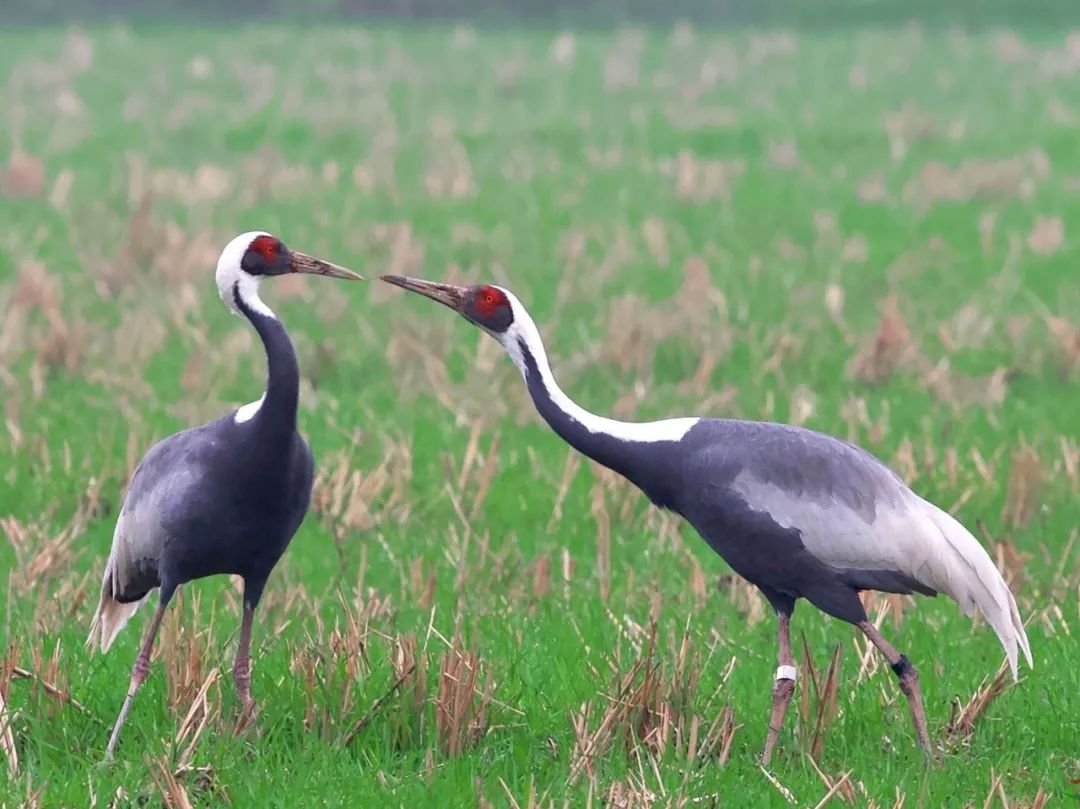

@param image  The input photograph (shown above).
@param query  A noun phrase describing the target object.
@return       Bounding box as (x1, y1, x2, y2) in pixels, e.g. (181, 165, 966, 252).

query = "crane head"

(379, 275, 517, 337)
(216, 231, 362, 315)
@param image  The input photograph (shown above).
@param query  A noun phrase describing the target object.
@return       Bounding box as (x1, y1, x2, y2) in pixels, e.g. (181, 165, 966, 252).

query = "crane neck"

(499, 308, 698, 487)
(232, 279, 299, 438)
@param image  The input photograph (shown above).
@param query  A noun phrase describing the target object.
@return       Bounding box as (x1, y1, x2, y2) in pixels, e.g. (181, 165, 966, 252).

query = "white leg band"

(775, 665, 797, 682)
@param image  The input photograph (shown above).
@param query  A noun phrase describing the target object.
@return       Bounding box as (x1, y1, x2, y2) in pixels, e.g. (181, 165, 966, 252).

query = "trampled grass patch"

(0, 20, 1077, 808)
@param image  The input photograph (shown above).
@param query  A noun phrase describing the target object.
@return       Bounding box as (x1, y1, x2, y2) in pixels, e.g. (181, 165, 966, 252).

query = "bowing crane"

(88, 232, 361, 758)
(380, 274, 1031, 763)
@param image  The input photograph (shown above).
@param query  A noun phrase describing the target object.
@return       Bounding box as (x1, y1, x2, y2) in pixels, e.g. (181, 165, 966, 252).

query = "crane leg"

(761, 612, 796, 766)
(857, 621, 931, 755)
(104, 603, 168, 760)
(232, 604, 258, 732)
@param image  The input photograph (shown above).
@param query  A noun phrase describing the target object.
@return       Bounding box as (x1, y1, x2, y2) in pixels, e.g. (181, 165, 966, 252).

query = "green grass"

(1, 20, 1078, 808)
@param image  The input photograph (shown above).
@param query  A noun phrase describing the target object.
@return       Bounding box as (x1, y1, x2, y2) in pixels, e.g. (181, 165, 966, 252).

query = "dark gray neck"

(233, 282, 299, 437)
(518, 340, 676, 507)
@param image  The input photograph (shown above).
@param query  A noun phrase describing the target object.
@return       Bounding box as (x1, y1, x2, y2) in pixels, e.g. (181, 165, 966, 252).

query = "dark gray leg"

(233, 604, 258, 730)
(105, 603, 168, 759)
(858, 621, 931, 754)
(761, 612, 796, 766)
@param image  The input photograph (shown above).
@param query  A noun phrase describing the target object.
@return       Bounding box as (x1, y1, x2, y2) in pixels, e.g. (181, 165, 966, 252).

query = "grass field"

(1, 19, 1078, 808)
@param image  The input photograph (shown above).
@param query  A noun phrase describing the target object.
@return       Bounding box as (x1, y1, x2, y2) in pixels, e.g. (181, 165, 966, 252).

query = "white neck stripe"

(496, 289, 699, 444)
(234, 274, 277, 320)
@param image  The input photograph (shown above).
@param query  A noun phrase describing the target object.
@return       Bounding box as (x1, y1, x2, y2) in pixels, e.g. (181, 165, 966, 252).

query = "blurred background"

(1, 0, 1078, 806)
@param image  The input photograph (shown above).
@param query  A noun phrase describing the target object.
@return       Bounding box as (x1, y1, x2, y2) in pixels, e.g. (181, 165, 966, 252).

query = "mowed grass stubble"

(0, 21, 1077, 808)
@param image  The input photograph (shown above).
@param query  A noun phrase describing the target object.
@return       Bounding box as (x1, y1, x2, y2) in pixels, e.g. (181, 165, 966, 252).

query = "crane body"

(88, 232, 361, 758)
(381, 274, 1032, 763)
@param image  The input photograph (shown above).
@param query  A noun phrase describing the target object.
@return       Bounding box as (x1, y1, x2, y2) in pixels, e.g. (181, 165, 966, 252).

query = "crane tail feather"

(915, 499, 1032, 680)
(86, 577, 146, 653)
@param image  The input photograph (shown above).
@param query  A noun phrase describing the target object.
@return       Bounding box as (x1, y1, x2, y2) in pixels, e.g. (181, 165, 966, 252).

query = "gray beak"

(290, 250, 364, 281)
(379, 275, 468, 313)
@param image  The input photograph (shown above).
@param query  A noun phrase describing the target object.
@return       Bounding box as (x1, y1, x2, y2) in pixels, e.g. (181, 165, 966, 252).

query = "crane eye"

(251, 235, 279, 261)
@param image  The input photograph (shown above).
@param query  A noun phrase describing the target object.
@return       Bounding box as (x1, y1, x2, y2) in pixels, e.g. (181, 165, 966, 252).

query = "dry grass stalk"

(1020, 789, 1050, 809)
(989, 536, 1030, 592)
(146, 754, 195, 809)
(36, 316, 89, 372)
(9, 665, 92, 717)
(671, 150, 746, 202)
(375, 630, 429, 751)
(291, 646, 320, 734)
(687, 557, 708, 609)
(1001, 444, 1046, 528)
(1, 517, 77, 597)
(718, 575, 767, 625)
(902, 150, 1049, 209)
(531, 554, 551, 603)
(0, 689, 16, 776)
(603, 29, 644, 91)
(569, 625, 730, 785)
(410, 557, 437, 611)
(603, 294, 659, 377)
(590, 482, 612, 603)
(435, 634, 491, 757)
(883, 102, 937, 161)
(467, 432, 500, 521)
(424, 121, 474, 199)
(1045, 314, 1080, 378)
(922, 364, 1012, 410)
(341, 660, 417, 747)
(546, 451, 581, 531)
(1027, 217, 1064, 256)
(568, 658, 647, 785)
(19, 781, 46, 809)
(811, 770, 854, 809)
(0, 150, 46, 198)
(848, 294, 913, 385)
(161, 594, 210, 710)
(806, 755, 857, 805)
(945, 661, 1011, 743)
(697, 705, 740, 766)
(605, 778, 658, 809)
(311, 440, 411, 536)
(24, 640, 67, 723)
(758, 765, 797, 803)
(798, 640, 843, 761)
(2, 475, 103, 598)
(175, 669, 220, 769)
(1060, 436, 1079, 493)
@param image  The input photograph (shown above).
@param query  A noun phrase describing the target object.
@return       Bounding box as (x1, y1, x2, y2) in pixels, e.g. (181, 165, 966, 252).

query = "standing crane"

(380, 274, 1032, 763)
(88, 232, 362, 758)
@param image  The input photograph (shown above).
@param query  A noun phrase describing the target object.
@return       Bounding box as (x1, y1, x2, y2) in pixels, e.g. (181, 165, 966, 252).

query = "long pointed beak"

(380, 274, 467, 312)
(290, 250, 364, 281)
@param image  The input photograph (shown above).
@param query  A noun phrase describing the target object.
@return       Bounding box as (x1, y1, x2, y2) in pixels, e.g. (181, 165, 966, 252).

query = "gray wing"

(101, 426, 210, 601)
(694, 419, 1030, 676)
(686, 419, 926, 583)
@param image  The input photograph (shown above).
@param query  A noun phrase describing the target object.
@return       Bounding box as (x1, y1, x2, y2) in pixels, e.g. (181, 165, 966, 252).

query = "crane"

(88, 232, 362, 758)
(379, 274, 1032, 764)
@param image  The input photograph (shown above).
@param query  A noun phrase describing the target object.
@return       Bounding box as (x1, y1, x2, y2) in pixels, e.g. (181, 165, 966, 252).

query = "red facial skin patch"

(473, 285, 506, 317)
(250, 235, 279, 260)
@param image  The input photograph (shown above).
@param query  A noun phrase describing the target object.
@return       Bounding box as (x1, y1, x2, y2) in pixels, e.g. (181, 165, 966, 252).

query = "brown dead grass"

(945, 661, 1012, 746)
(848, 294, 915, 386)
(0, 23, 1072, 807)
(569, 622, 736, 787)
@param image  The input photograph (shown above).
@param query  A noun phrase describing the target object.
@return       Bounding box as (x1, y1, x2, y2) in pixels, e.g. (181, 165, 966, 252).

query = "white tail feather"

(86, 587, 146, 653)
(87, 508, 154, 653)
(912, 496, 1033, 680)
